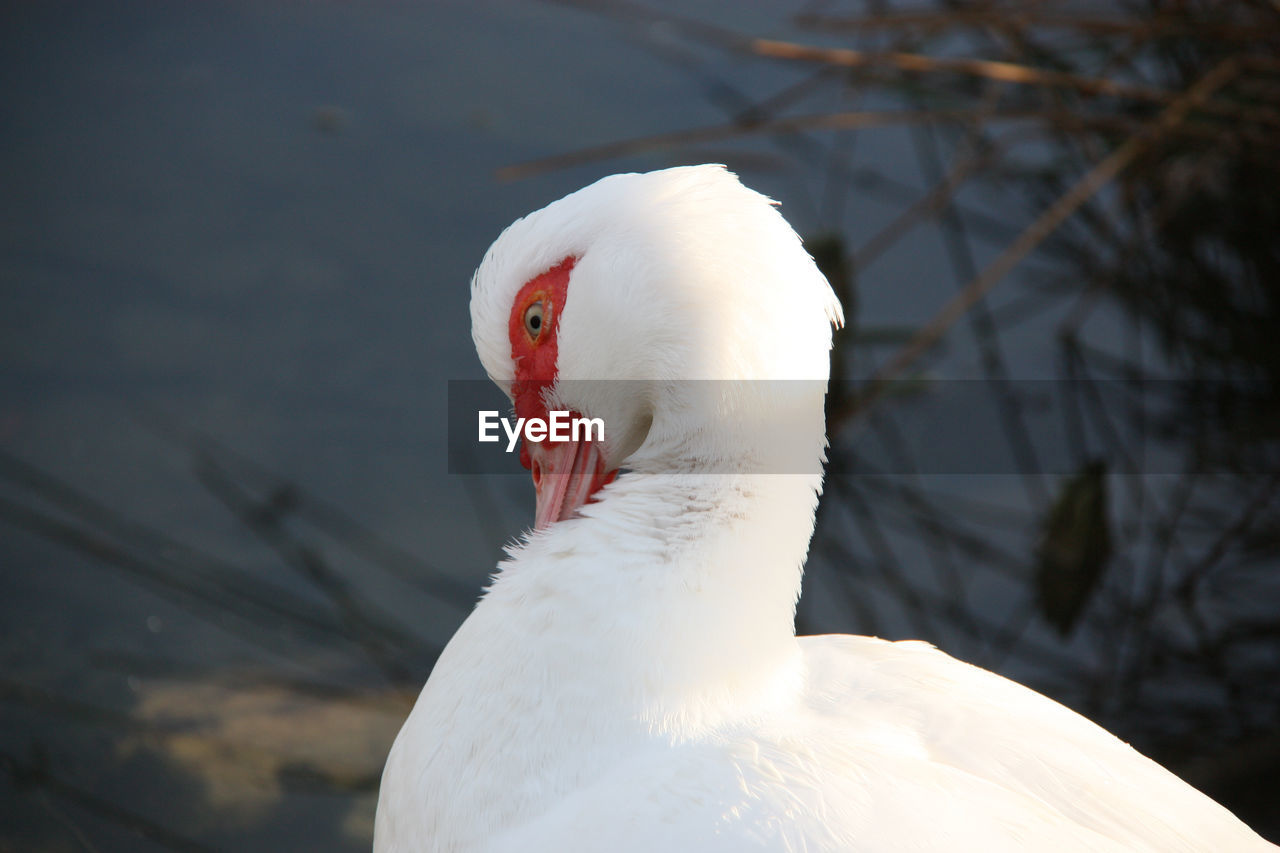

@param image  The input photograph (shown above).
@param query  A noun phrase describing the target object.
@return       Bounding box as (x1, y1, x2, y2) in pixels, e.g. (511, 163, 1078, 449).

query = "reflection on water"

(2, 1, 1278, 849)
(122, 675, 404, 843)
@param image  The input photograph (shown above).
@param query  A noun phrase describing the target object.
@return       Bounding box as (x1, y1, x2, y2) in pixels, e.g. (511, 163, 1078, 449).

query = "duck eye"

(523, 301, 545, 340)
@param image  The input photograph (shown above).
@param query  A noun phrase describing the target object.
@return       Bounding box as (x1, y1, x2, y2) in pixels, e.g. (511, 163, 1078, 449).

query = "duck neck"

(385, 395, 828, 848)
(484, 385, 829, 728)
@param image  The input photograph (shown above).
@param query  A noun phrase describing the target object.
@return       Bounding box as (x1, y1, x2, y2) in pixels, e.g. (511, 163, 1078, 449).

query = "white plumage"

(374, 166, 1274, 852)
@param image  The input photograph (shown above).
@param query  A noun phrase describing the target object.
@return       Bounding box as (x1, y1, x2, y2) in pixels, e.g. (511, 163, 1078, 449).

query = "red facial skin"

(508, 257, 617, 527)
(509, 257, 575, 471)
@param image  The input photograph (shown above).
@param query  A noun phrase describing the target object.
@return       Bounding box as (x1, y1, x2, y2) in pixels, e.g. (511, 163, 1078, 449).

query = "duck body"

(374, 166, 1273, 852)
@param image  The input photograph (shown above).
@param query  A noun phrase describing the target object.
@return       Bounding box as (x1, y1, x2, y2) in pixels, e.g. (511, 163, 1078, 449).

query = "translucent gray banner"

(446, 379, 1277, 475)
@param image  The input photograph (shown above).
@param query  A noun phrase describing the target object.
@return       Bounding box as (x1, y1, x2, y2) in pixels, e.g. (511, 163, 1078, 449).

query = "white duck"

(374, 165, 1274, 852)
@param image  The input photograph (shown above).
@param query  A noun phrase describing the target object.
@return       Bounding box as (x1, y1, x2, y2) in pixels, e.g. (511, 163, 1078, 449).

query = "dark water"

(2, 2, 1277, 849)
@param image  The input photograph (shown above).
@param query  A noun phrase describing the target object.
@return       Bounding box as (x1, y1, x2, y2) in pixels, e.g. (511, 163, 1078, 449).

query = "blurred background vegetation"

(1, 1, 1277, 849)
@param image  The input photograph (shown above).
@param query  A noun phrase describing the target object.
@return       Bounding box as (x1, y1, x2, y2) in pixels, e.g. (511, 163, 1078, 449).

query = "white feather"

(375, 166, 1273, 852)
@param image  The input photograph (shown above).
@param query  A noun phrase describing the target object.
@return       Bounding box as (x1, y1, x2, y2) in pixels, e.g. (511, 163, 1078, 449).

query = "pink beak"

(527, 433, 616, 530)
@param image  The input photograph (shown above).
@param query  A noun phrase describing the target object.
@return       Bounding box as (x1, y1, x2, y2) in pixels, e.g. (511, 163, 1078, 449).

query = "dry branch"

(837, 57, 1242, 424)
